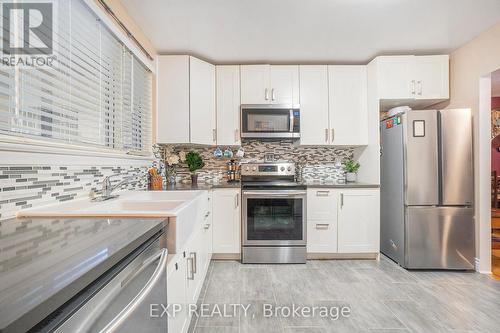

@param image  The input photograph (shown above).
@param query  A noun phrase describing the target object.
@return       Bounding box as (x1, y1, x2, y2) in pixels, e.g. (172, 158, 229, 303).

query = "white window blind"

(0, 0, 152, 153)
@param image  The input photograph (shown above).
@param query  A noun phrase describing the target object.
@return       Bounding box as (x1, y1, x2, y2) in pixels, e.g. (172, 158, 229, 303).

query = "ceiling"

(121, 0, 500, 64)
(493, 69, 500, 97)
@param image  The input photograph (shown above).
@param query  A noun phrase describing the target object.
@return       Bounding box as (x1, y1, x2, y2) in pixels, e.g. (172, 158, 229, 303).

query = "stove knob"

(245, 166, 250, 171)
(252, 166, 257, 171)
(287, 166, 292, 172)
(280, 166, 285, 171)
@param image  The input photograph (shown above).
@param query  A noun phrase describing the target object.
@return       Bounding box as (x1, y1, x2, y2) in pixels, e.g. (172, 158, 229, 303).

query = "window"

(0, 0, 152, 153)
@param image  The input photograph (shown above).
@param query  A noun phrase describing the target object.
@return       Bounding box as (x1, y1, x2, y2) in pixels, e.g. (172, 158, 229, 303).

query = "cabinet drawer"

(307, 220, 337, 253)
(307, 189, 337, 220)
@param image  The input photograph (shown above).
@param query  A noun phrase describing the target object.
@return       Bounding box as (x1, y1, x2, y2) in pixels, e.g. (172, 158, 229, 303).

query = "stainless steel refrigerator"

(380, 109, 474, 269)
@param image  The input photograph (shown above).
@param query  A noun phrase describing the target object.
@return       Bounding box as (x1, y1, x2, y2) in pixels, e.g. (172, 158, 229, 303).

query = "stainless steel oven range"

(241, 162, 306, 264)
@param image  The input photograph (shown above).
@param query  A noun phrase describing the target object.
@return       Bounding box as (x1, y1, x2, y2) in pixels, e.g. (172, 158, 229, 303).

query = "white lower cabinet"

(337, 189, 380, 253)
(212, 189, 241, 254)
(167, 256, 188, 333)
(166, 192, 213, 333)
(307, 188, 379, 254)
(307, 189, 338, 253)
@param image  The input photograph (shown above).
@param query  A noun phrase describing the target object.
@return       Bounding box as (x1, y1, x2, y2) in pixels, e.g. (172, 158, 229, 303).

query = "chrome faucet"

(94, 174, 134, 201)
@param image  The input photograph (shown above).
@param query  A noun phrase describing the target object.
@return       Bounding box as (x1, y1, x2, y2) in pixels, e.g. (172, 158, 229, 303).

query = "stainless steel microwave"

(240, 104, 300, 139)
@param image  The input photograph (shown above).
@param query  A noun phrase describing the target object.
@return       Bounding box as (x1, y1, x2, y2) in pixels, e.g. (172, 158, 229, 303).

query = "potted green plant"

(185, 151, 205, 185)
(344, 159, 360, 182)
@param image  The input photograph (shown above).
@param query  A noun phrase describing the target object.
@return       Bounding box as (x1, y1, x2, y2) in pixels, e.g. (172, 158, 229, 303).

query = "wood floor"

(191, 257, 500, 333)
(492, 211, 500, 280)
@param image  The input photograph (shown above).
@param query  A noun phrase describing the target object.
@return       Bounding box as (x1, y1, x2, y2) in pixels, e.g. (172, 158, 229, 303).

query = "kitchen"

(1, 0, 500, 332)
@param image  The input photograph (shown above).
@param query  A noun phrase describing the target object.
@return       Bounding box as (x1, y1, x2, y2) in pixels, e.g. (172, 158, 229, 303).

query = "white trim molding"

(478, 75, 492, 274)
(83, 0, 155, 73)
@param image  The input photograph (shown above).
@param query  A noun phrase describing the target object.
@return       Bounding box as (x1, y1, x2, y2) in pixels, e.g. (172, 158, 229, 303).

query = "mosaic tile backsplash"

(0, 165, 149, 220)
(1, 141, 353, 220)
(158, 140, 354, 183)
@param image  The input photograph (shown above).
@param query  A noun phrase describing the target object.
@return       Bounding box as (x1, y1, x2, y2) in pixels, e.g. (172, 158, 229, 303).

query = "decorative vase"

(346, 172, 357, 182)
(166, 165, 177, 184)
(191, 173, 198, 185)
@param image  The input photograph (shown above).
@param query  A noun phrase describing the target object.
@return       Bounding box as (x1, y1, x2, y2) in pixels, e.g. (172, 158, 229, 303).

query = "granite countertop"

(163, 181, 379, 190)
(302, 181, 380, 188)
(0, 216, 166, 333)
(163, 181, 241, 191)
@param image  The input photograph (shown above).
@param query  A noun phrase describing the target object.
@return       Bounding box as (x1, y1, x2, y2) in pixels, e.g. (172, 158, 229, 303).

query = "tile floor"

(191, 257, 500, 333)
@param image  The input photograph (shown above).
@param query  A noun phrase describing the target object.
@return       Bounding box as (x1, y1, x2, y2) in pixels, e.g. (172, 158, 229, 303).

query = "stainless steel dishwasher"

(38, 233, 168, 333)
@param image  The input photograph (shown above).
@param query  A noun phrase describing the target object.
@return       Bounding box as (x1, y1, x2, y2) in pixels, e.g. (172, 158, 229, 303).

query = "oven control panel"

(241, 162, 295, 176)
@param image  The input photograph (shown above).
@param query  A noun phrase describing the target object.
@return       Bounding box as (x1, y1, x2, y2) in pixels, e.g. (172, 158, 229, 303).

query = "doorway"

(490, 69, 500, 279)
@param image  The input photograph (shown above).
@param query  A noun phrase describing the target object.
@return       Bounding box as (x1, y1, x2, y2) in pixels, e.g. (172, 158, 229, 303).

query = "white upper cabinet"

(240, 65, 270, 104)
(329, 66, 368, 145)
(376, 55, 415, 99)
(156, 55, 190, 143)
(375, 55, 449, 102)
(240, 65, 299, 104)
(216, 65, 241, 146)
(269, 65, 300, 104)
(413, 55, 449, 100)
(299, 65, 368, 146)
(337, 189, 380, 253)
(299, 65, 330, 145)
(190, 57, 216, 145)
(156, 55, 216, 145)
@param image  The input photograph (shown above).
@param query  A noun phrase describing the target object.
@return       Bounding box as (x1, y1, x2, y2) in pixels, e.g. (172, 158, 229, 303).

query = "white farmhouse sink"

(17, 190, 201, 218)
(117, 200, 185, 211)
(17, 190, 209, 254)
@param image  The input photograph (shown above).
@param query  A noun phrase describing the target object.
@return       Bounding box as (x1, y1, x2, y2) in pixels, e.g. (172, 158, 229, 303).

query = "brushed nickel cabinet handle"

(325, 128, 329, 143)
(411, 80, 416, 95)
(190, 252, 197, 274)
(315, 223, 330, 229)
(265, 88, 269, 100)
(331, 129, 335, 143)
(340, 193, 344, 209)
(271, 88, 275, 101)
(417, 80, 422, 95)
(186, 257, 194, 280)
(316, 190, 330, 196)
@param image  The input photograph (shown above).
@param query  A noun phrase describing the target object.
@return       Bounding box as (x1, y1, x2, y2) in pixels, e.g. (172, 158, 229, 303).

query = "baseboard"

(307, 253, 378, 260)
(212, 253, 241, 260)
(212, 253, 379, 260)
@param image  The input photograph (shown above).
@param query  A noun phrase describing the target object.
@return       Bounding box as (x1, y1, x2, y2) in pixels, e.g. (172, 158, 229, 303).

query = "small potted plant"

(344, 159, 360, 183)
(185, 151, 205, 185)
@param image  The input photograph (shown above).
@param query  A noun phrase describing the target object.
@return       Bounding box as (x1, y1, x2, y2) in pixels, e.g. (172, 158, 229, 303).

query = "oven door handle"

(242, 191, 307, 196)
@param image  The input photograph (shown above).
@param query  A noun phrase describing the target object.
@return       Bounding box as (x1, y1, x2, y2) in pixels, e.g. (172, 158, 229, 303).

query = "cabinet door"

(190, 57, 216, 145)
(270, 65, 300, 105)
(240, 65, 270, 104)
(307, 189, 338, 253)
(216, 66, 241, 145)
(201, 193, 213, 274)
(156, 55, 190, 143)
(299, 66, 330, 145)
(338, 190, 380, 253)
(167, 258, 188, 333)
(185, 227, 203, 305)
(329, 66, 368, 145)
(376, 56, 414, 99)
(212, 189, 241, 254)
(414, 55, 449, 100)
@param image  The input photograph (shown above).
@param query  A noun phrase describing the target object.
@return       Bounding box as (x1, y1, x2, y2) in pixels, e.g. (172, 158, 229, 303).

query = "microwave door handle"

(289, 109, 294, 132)
(99, 248, 168, 333)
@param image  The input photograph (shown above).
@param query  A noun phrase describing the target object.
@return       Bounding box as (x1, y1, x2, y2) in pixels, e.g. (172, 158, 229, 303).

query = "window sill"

(0, 135, 155, 165)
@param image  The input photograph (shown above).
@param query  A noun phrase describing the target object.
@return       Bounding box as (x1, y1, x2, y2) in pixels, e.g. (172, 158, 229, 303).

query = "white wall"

(440, 21, 500, 273)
